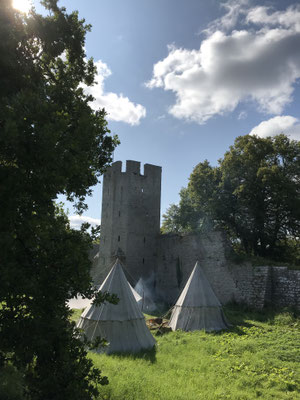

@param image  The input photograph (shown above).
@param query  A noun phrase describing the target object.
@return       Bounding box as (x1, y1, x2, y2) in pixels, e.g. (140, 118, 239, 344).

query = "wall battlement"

(105, 160, 161, 178)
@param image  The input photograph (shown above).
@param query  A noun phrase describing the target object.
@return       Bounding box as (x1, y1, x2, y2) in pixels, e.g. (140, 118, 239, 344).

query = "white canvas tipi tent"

(169, 261, 228, 332)
(130, 284, 143, 309)
(77, 260, 155, 353)
(134, 277, 157, 313)
(69, 283, 142, 310)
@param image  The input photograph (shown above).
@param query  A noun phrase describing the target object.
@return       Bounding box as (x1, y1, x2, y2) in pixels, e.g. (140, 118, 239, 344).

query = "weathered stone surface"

(94, 160, 300, 311)
(155, 232, 240, 305)
(271, 267, 300, 309)
(95, 160, 161, 285)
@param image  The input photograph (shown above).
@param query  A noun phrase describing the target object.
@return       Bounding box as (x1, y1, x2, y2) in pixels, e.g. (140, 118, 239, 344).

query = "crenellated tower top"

(96, 160, 161, 284)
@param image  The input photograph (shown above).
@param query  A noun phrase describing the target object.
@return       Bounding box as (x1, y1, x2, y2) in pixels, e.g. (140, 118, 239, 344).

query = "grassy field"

(2, 307, 299, 399)
(72, 306, 300, 400)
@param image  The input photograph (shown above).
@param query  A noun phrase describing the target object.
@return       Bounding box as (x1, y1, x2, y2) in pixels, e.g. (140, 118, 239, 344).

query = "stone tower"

(96, 160, 162, 285)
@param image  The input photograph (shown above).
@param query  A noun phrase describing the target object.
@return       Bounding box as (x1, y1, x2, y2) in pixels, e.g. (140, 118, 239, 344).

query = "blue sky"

(33, 0, 300, 228)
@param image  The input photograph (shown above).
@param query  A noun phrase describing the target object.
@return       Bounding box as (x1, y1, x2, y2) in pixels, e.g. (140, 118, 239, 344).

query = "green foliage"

(161, 188, 203, 234)
(216, 135, 300, 258)
(90, 307, 300, 400)
(91, 224, 101, 244)
(0, 0, 118, 398)
(71, 308, 85, 323)
(161, 203, 182, 234)
(0, 364, 24, 400)
(162, 135, 300, 263)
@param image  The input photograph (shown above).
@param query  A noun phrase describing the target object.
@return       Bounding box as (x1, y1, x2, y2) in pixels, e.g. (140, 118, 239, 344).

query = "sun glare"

(13, 0, 32, 13)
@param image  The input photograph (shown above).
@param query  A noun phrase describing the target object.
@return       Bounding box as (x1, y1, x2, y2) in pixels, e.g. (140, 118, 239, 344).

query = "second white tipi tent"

(77, 260, 156, 354)
(134, 277, 157, 313)
(169, 261, 228, 332)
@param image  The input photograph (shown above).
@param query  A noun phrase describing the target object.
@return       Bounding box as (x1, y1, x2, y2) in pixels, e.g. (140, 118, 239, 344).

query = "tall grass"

(2, 307, 299, 399)
(87, 306, 300, 400)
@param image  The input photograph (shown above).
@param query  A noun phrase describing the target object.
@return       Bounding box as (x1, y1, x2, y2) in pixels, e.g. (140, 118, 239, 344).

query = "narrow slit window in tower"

(143, 237, 146, 243)
(142, 258, 145, 264)
(118, 235, 120, 242)
(119, 211, 121, 217)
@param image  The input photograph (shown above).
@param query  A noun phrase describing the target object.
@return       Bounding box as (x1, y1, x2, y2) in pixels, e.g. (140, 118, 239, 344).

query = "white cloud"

(238, 110, 247, 120)
(146, 3, 300, 124)
(84, 60, 146, 126)
(69, 215, 100, 230)
(249, 116, 300, 140)
(205, 0, 249, 34)
(246, 5, 300, 29)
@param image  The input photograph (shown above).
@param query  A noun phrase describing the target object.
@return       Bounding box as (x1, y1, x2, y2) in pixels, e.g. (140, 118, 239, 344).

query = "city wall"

(92, 160, 300, 311)
(154, 232, 300, 310)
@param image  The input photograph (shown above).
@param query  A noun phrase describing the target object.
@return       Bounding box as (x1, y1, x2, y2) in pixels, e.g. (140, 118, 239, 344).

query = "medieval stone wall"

(95, 160, 161, 285)
(155, 232, 300, 310)
(271, 267, 300, 309)
(230, 264, 273, 309)
(94, 159, 300, 311)
(155, 231, 241, 305)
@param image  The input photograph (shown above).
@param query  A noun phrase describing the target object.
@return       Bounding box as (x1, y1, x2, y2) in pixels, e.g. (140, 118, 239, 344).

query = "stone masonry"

(94, 160, 161, 285)
(93, 160, 300, 310)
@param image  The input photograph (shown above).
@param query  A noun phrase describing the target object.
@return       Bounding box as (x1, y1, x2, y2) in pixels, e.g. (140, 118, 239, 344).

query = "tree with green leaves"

(162, 134, 300, 262)
(0, 0, 118, 398)
(161, 188, 200, 234)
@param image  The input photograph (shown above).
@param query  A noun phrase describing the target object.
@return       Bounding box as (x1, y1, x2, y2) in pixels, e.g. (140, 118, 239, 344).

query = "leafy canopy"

(162, 134, 300, 262)
(0, 0, 118, 398)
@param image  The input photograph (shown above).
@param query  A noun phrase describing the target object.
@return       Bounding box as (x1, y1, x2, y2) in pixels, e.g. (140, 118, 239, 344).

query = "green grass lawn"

(71, 307, 84, 323)
(75, 306, 300, 400)
(4, 307, 298, 399)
